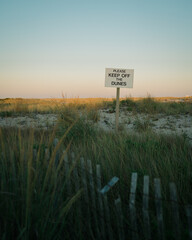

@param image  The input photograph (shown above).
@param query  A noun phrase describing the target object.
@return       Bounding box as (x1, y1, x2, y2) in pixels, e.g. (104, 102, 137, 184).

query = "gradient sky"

(0, 0, 192, 98)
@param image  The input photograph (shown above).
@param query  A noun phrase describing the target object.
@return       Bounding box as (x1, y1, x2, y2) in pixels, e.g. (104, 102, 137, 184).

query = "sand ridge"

(0, 110, 191, 143)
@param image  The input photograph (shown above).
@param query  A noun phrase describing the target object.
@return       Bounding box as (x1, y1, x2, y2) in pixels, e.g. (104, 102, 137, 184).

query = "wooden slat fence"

(33, 142, 192, 240)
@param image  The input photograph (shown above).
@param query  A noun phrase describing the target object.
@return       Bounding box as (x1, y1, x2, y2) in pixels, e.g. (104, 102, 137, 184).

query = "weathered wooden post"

(143, 175, 151, 240)
(115, 87, 120, 132)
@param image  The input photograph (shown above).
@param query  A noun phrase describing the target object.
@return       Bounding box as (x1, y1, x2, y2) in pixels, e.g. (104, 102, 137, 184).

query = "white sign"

(105, 68, 134, 88)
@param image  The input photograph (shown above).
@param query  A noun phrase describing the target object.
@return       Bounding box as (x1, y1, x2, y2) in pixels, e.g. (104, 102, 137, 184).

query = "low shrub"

(133, 117, 153, 132)
(120, 98, 137, 111)
(57, 106, 97, 143)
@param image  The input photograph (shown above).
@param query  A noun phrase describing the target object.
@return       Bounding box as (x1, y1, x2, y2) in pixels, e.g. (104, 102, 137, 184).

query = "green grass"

(57, 104, 97, 143)
(1, 97, 192, 239)
(1, 127, 192, 239)
(120, 96, 192, 115)
(0, 128, 82, 240)
(73, 130, 192, 201)
(1, 96, 192, 116)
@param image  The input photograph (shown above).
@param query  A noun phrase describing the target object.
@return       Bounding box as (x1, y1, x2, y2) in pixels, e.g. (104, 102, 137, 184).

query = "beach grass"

(0, 96, 192, 239)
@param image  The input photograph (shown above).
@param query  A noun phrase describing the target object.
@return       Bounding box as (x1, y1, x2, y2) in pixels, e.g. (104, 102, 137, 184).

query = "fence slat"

(96, 164, 106, 240)
(87, 160, 100, 239)
(169, 182, 181, 240)
(185, 205, 192, 240)
(80, 157, 92, 233)
(115, 197, 125, 240)
(129, 172, 139, 240)
(104, 194, 113, 240)
(143, 175, 151, 240)
(154, 178, 165, 240)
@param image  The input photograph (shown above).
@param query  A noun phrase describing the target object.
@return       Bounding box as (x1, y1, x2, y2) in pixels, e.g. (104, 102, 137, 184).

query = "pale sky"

(0, 0, 192, 98)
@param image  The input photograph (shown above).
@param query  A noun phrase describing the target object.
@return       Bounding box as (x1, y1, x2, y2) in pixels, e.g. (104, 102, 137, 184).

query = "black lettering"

(113, 69, 126, 73)
(111, 81, 127, 86)
(109, 73, 121, 78)
(121, 74, 130, 78)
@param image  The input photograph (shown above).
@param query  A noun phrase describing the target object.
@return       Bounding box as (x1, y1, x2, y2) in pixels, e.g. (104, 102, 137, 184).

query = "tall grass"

(120, 96, 192, 115)
(1, 96, 192, 239)
(57, 104, 98, 143)
(0, 128, 81, 240)
(0, 96, 192, 116)
(1, 128, 192, 239)
(72, 130, 192, 203)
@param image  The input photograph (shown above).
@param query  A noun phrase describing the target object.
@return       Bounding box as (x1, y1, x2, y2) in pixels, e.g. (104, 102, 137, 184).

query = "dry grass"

(0, 97, 113, 114)
(1, 96, 192, 239)
(0, 96, 191, 116)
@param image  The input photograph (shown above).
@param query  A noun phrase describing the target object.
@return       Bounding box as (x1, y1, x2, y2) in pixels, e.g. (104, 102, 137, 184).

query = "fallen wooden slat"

(154, 178, 165, 240)
(115, 196, 125, 240)
(100, 176, 119, 194)
(129, 172, 139, 240)
(169, 182, 181, 240)
(143, 175, 151, 240)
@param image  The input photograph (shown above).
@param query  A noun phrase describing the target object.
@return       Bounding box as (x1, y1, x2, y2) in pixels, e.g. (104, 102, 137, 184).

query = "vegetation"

(0, 96, 192, 239)
(0, 96, 192, 116)
(120, 96, 192, 115)
(0, 128, 82, 240)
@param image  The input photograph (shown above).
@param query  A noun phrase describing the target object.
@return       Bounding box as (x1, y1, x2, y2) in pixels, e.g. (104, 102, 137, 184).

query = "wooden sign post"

(105, 68, 134, 132)
(115, 87, 120, 132)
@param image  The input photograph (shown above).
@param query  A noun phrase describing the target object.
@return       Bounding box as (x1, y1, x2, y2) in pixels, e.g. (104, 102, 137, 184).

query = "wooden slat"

(129, 173, 138, 206)
(103, 194, 113, 240)
(154, 178, 165, 240)
(80, 157, 91, 232)
(185, 205, 192, 240)
(100, 176, 119, 194)
(129, 172, 139, 240)
(96, 164, 106, 240)
(115, 197, 125, 240)
(169, 182, 181, 240)
(143, 176, 151, 240)
(87, 160, 100, 239)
